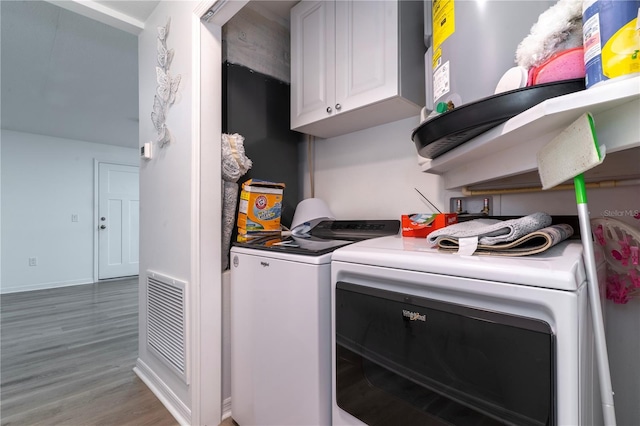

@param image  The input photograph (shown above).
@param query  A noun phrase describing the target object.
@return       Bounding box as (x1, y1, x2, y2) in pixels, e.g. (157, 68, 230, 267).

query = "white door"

(290, 0, 335, 129)
(98, 162, 139, 279)
(335, 0, 398, 111)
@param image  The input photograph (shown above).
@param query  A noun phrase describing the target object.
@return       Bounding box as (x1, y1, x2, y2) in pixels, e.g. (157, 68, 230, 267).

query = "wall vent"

(146, 271, 188, 383)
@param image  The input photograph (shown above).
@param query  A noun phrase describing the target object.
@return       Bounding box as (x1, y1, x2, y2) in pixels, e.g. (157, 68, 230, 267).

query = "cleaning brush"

(537, 112, 616, 425)
(538, 113, 605, 189)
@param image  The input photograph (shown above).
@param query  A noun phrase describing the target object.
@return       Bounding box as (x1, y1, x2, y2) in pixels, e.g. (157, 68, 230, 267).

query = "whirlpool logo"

(402, 309, 426, 322)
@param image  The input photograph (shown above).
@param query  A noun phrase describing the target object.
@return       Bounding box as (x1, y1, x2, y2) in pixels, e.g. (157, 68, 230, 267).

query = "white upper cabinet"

(291, 0, 425, 138)
(290, 0, 335, 129)
(334, 1, 397, 114)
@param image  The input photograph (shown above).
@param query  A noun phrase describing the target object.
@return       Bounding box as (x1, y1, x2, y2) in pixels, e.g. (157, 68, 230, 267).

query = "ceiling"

(1, 1, 149, 148)
(92, 1, 160, 23)
(0, 0, 294, 149)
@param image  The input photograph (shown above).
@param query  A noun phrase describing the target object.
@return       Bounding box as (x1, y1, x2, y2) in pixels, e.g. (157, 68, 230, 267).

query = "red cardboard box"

(401, 213, 458, 238)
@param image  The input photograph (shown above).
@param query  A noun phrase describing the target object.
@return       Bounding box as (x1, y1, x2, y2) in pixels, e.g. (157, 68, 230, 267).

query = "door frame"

(190, 2, 247, 423)
(93, 158, 139, 283)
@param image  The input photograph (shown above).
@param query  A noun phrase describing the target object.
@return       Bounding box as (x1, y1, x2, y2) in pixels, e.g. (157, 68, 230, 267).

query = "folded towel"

(427, 212, 552, 246)
(436, 224, 574, 256)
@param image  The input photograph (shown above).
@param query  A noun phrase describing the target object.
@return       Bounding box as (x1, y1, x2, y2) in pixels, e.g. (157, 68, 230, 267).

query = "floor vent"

(146, 271, 188, 383)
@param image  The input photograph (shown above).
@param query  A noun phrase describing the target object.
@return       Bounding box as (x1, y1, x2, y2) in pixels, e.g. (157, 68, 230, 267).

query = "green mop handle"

(575, 174, 617, 426)
(574, 174, 589, 205)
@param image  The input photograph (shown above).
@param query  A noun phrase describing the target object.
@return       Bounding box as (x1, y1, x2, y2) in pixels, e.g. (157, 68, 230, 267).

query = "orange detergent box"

(401, 213, 457, 238)
(237, 179, 286, 234)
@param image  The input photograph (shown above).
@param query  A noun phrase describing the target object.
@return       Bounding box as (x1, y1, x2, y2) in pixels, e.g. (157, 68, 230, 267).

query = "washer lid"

(232, 235, 352, 263)
(332, 235, 587, 291)
(231, 242, 336, 265)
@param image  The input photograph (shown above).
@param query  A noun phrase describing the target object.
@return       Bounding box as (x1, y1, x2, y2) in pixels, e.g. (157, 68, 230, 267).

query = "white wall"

(137, 1, 197, 421)
(303, 115, 445, 217)
(138, 1, 231, 424)
(0, 129, 137, 294)
(306, 118, 640, 425)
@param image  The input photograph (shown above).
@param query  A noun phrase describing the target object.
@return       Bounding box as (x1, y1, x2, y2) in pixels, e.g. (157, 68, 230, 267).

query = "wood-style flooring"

(0, 278, 179, 426)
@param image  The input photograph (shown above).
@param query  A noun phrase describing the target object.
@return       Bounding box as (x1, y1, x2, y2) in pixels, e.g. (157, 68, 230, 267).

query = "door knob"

(326, 106, 332, 113)
(101, 217, 106, 221)
(335, 103, 342, 110)
(100, 225, 106, 229)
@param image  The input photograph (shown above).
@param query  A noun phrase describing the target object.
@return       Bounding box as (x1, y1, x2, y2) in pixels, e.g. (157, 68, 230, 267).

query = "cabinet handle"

(326, 106, 332, 113)
(335, 103, 342, 111)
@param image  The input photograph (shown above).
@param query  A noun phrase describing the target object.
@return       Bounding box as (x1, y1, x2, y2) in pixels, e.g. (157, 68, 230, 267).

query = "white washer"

(230, 243, 337, 426)
(331, 235, 605, 426)
(230, 221, 399, 426)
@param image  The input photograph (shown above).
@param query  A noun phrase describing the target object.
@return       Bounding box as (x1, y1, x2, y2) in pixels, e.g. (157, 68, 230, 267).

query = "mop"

(537, 112, 616, 425)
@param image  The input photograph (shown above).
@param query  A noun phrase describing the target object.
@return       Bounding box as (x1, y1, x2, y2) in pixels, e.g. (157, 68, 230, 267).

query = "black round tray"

(412, 79, 586, 159)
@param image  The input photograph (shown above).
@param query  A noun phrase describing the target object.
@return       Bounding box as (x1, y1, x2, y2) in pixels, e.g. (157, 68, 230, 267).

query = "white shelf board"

(420, 76, 640, 190)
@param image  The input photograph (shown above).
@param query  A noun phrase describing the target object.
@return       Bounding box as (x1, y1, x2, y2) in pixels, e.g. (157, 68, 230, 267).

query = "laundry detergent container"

(425, 0, 555, 111)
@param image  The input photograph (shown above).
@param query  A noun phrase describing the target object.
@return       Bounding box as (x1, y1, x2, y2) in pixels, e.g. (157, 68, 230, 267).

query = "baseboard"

(134, 358, 191, 426)
(0, 278, 93, 294)
(222, 397, 232, 421)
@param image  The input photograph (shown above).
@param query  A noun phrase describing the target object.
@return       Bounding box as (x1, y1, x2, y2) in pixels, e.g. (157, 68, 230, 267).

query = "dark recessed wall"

(222, 61, 301, 234)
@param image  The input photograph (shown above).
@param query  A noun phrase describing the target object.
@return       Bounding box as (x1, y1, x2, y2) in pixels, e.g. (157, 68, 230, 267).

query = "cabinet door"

(335, 1, 398, 112)
(291, 0, 335, 129)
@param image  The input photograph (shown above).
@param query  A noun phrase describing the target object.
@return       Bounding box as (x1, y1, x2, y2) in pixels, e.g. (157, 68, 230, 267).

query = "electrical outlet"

(72, 214, 79, 222)
(29, 257, 37, 266)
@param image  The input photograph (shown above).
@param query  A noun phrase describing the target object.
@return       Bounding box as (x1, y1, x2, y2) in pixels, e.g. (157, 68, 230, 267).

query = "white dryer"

(331, 235, 606, 426)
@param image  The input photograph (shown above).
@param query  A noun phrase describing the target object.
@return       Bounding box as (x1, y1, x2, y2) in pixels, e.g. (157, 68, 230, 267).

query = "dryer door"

(335, 281, 555, 426)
